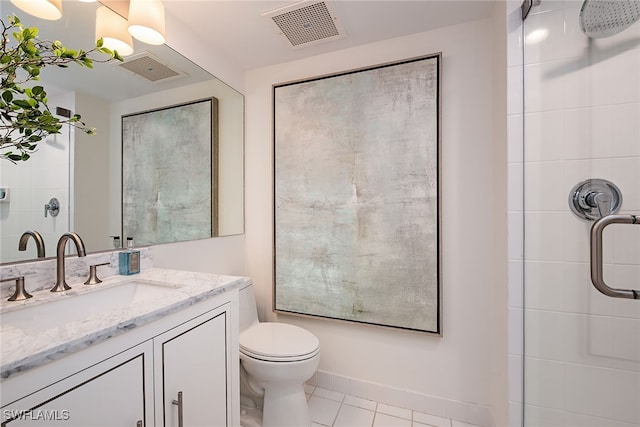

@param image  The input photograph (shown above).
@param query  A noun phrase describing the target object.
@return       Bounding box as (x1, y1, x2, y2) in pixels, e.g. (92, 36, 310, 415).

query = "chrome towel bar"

(590, 214, 640, 300)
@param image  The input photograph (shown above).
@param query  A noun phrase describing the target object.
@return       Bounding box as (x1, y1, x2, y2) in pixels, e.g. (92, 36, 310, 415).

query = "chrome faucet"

(18, 230, 46, 258)
(52, 232, 87, 292)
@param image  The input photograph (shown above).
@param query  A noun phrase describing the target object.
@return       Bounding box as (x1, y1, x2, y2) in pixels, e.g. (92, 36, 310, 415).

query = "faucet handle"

(44, 198, 60, 218)
(1, 276, 33, 301)
(84, 262, 110, 285)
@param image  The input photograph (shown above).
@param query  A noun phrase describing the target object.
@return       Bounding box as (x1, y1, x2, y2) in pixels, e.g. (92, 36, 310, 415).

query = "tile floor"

(305, 385, 482, 427)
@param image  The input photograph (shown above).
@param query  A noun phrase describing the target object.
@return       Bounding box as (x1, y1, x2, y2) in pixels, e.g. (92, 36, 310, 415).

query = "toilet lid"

(239, 322, 319, 362)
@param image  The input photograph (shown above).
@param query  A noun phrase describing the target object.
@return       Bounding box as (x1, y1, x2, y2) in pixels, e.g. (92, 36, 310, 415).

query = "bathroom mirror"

(0, 1, 244, 264)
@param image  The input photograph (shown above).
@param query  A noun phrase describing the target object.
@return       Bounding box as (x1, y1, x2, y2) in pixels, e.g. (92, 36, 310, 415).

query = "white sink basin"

(0, 280, 180, 333)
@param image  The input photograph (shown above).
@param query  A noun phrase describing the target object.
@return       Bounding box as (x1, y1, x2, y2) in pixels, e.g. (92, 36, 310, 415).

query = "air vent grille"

(118, 54, 182, 82)
(264, 1, 346, 48)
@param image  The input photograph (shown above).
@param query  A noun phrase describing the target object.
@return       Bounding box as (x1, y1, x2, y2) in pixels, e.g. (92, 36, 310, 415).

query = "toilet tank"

(239, 282, 259, 332)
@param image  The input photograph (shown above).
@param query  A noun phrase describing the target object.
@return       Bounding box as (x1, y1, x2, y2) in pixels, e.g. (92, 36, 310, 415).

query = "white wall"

(246, 17, 505, 425)
(74, 92, 111, 253)
(490, 2, 509, 427)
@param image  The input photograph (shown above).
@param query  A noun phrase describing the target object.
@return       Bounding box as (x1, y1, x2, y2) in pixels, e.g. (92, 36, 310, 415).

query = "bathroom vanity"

(0, 269, 247, 426)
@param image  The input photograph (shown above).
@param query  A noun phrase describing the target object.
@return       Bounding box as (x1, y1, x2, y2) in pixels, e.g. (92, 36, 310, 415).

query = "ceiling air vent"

(117, 53, 184, 83)
(262, 0, 346, 48)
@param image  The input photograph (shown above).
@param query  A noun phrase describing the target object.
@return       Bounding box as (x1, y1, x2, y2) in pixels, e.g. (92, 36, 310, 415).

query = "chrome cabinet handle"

(172, 391, 184, 427)
(590, 214, 640, 300)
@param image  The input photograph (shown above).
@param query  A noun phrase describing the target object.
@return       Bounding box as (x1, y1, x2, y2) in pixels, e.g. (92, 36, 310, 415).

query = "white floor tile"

(309, 395, 342, 426)
(373, 413, 411, 427)
(288, 387, 465, 427)
(413, 411, 451, 427)
(451, 421, 481, 427)
(344, 395, 378, 411)
(377, 403, 412, 420)
(334, 404, 376, 427)
(314, 387, 346, 402)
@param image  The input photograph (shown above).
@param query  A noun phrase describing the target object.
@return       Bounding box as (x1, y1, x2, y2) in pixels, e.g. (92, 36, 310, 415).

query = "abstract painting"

(122, 98, 218, 246)
(273, 54, 442, 334)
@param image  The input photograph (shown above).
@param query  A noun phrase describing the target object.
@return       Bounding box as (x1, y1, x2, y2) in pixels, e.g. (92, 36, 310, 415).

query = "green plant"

(1, 14, 122, 162)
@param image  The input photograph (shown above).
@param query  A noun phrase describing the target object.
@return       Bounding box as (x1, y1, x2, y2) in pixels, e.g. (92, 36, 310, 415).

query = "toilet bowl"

(239, 283, 320, 427)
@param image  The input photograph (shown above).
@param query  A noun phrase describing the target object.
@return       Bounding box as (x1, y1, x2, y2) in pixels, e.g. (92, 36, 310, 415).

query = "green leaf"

(22, 41, 38, 55)
(12, 30, 23, 42)
(23, 27, 38, 39)
(12, 99, 31, 109)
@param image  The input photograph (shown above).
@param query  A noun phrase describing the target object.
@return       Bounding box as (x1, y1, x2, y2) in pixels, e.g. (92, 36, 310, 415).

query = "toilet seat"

(240, 322, 320, 362)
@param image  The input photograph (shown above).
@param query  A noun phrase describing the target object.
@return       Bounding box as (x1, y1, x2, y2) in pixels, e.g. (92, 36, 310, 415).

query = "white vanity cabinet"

(155, 309, 229, 426)
(1, 342, 153, 427)
(1, 291, 238, 427)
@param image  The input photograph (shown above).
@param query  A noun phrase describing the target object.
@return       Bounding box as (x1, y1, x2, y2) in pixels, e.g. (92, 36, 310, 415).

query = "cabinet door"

(155, 305, 229, 427)
(1, 342, 153, 427)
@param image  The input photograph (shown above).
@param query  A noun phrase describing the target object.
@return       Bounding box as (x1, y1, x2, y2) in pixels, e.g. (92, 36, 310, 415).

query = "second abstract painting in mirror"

(122, 98, 219, 246)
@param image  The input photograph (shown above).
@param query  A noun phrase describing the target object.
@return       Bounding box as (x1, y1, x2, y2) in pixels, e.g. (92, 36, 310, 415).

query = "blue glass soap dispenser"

(119, 237, 140, 275)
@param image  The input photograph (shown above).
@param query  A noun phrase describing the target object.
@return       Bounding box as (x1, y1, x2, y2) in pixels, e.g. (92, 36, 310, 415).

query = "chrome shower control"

(44, 197, 60, 217)
(569, 178, 623, 221)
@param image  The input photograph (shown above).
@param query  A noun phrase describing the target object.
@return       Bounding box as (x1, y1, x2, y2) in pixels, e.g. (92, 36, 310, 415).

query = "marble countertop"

(0, 268, 250, 379)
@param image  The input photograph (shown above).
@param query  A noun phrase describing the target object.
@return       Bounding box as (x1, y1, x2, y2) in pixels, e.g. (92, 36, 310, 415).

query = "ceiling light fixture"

(95, 6, 134, 56)
(128, 0, 166, 45)
(10, 0, 62, 21)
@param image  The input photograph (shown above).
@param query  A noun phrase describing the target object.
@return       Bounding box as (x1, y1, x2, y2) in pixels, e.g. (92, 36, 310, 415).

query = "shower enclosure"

(521, 0, 640, 426)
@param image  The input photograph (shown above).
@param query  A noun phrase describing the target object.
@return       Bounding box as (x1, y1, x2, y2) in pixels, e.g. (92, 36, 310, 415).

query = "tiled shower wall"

(0, 89, 73, 263)
(506, 2, 525, 427)
(515, 1, 640, 426)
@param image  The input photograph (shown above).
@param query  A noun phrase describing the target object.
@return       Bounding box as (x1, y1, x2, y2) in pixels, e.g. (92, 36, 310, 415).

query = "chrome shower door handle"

(590, 214, 640, 300)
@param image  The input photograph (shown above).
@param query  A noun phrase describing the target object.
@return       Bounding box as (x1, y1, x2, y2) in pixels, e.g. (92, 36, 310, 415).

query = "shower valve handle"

(586, 191, 612, 218)
(569, 179, 622, 221)
(44, 197, 60, 218)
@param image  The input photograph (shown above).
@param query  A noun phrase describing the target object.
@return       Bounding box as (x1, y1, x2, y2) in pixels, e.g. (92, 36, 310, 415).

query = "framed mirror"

(0, 1, 244, 264)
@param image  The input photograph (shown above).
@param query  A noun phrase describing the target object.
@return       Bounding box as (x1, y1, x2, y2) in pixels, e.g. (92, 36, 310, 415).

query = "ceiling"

(162, 0, 497, 72)
(2, 1, 496, 102)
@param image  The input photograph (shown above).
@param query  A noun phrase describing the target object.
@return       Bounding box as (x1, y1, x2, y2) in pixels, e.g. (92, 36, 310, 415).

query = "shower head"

(579, 0, 640, 38)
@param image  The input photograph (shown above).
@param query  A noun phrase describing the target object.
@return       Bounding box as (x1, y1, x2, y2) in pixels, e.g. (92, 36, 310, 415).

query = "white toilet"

(239, 282, 320, 427)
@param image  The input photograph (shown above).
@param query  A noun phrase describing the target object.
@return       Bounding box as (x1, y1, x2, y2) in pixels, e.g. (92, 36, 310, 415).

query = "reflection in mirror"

(0, 1, 244, 264)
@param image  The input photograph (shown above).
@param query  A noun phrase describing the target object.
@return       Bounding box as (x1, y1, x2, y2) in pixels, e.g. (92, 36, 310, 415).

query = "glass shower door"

(522, 0, 640, 426)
